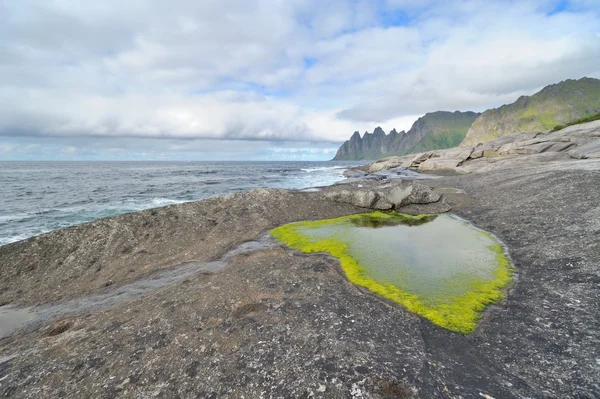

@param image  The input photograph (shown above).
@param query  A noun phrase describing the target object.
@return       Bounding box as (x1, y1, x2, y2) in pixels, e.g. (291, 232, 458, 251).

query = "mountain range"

(333, 77, 600, 160)
(333, 111, 480, 160)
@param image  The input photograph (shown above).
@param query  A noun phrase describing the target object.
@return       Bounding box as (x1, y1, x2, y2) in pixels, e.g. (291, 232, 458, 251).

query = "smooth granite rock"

(567, 138, 600, 159)
(1, 154, 599, 398)
(357, 120, 600, 175)
(323, 182, 440, 210)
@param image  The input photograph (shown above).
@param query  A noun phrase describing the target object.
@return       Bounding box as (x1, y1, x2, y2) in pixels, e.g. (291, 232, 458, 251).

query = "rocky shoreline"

(360, 119, 600, 175)
(1, 124, 600, 397)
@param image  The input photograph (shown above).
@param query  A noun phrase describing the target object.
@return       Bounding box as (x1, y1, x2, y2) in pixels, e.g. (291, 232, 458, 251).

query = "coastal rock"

(409, 152, 432, 167)
(568, 138, 600, 159)
(342, 169, 368, 178)
(402, 183, 441, 205)
(0, 188, 365, 306)
(469, 149, 484, 159)
(418, 158, 464, 172)
(323, 182, 440, 210)
(364, 155, 414, 173)
(359, 120, 600, 175)
(324, 189, 389, 209)
(1, 158, 600, 398)
(507, 141, 576, 155)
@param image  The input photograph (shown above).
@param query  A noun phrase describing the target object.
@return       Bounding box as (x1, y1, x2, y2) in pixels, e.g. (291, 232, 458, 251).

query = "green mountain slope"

(462, 77, 600, 145)
(332, 111, 479, 160)
(402, 111, 481, 155)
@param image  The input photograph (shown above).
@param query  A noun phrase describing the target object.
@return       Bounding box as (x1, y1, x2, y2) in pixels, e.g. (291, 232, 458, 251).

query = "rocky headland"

(362, 119, 600, 175)
(334, 77, 600, 161)
(0, 122, 600, 398)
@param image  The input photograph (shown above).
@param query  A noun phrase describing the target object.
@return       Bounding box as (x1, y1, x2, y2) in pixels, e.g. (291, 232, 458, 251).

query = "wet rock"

(343, 169, 368, 178)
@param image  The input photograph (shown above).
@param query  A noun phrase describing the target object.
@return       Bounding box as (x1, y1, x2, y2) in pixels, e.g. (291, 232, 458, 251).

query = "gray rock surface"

(323, 182, 441, 210)
(567, 138, 600, 159)
(0, 155, 599, 398)
(0, 189, 364, 306)
(361, 120, 600, 175)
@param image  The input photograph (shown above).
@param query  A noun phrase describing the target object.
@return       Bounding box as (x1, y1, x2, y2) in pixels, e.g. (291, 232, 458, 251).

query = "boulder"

(402, 183, 441, 206)
(409, 152, 432, 168)
(324, 182, 440, 210)
(366, 156, 413, 173)
(433, 147, 473, 161)
(469, 150, 484, 159)
(324, 189, 389, 209)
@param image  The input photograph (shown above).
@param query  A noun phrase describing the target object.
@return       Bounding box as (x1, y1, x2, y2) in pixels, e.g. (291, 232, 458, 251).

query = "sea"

(0, 161, 364, 246)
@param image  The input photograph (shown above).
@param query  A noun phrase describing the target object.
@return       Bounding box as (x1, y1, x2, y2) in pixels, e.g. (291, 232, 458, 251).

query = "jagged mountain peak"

(332, 111, 480, 160)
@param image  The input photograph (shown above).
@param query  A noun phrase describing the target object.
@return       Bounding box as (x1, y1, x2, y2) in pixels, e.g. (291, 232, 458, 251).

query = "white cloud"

(0, 0, 599, 160)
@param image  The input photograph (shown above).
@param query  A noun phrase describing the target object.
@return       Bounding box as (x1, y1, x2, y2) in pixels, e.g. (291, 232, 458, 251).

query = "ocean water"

(0, 161, 362, 246)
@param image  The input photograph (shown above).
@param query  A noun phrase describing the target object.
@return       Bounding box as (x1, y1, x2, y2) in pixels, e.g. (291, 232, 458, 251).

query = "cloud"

(0, 0, 599, 160)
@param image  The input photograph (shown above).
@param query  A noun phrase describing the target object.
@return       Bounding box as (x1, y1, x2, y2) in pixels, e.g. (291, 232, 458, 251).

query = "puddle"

(0, 306, 36, 338)
(0, 234, 279, 339)
(271, 212, 512, 333)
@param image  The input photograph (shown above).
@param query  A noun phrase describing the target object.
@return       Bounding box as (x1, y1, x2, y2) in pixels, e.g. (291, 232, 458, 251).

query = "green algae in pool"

(270, 212, 512, 334)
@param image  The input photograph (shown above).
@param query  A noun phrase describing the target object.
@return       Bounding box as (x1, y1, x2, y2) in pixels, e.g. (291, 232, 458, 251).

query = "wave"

(0, 228, 51, 245)
(0, 162, 355, 246)
(0, 214, 28, 224)
(300, 166, 345, 173)
(266, 168, 296, 173)
(0, 233, 32, 245)
(149, 198, 186, 207)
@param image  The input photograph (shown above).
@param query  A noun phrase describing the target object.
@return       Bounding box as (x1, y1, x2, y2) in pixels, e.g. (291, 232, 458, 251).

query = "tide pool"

(271, 212, 512, 333)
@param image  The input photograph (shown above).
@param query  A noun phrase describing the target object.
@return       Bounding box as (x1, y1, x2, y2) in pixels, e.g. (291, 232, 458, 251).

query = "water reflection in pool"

(271, 212, 512, 333)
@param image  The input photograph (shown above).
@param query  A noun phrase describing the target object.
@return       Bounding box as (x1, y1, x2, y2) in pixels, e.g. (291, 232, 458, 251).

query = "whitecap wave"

(149, 198, 186, 207)
(300, 166, 345, 173)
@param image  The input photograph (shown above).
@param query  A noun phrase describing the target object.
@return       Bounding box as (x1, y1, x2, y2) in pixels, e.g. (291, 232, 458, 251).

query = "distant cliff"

(462, 77, 600, 145)
(332, 111, 480, 160)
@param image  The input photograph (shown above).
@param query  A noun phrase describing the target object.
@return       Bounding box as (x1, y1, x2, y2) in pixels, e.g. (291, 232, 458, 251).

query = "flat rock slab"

(0, 189, 366, 306)
(568, 138, 600, 159)
(358, 120, 600, 175)
(418, 158, 464, 172)
(0, 160, 599, 398)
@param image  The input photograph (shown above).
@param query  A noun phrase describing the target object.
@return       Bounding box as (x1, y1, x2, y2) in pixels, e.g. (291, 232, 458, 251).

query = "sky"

(1, 0, 599, 161)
